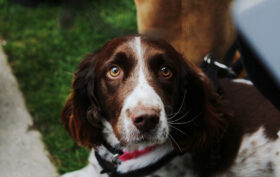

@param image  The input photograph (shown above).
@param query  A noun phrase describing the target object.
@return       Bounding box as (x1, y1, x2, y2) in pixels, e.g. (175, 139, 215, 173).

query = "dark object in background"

(13, 0, 92, 7)
(13, 0, 62, 7)
(238, 36, 280, 110)
(13, 0, 94, 29)
(233, 0, 280, 110)
(60, 9, 76, 29)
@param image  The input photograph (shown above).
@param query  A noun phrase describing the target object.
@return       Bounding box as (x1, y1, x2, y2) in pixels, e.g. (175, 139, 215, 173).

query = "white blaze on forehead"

(127, 36, 162, 109)
(134, 37, 149, 90)
(135, 36, 142, 61)
(117, 36, 169, 146)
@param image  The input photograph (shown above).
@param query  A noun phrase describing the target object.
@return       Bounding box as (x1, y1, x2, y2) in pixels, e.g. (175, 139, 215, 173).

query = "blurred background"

(0, 0, 137, 174)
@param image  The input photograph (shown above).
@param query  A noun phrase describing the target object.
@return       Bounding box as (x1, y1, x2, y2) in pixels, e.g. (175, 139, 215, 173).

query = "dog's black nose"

(132, 108, 160, 132)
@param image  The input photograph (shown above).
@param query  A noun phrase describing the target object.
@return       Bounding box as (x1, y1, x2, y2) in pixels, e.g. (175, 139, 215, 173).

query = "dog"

(134, 0, 237, 66)
(61, 35, 280, 177)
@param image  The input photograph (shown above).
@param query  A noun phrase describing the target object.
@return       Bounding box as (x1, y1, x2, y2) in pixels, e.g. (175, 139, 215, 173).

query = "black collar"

(95, 144, 178, 177)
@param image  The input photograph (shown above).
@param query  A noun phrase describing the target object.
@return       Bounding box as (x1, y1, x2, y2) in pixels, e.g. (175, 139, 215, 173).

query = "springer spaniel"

(61, 35, 280, 177)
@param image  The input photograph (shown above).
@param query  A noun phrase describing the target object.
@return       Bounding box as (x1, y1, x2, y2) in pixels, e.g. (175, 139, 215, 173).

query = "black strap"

(200, 54, 237, 93)
(231, 59, 243, 76)
(103, 141, 123, 155)
(223, 40, 239, 66)
(95, 152, 117, 176)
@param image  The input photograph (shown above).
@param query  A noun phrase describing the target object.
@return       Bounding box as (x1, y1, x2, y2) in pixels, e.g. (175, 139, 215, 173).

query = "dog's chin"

(102, 119, 169, 152)
(121, 134, 168, 152)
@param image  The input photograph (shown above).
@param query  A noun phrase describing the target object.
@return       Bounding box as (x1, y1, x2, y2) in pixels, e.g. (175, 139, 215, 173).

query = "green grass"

(0, 0, 137, 174)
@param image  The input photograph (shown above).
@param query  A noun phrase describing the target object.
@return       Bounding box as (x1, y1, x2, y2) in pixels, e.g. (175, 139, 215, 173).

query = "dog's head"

(62, 35, 228, 154)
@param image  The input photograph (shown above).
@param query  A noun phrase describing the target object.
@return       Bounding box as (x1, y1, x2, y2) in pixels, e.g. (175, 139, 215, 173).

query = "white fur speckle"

(221, 127, 280, 177)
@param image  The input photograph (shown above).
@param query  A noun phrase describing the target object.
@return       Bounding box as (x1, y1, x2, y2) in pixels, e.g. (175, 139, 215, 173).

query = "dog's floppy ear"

(61, 52, 103, 148)
(178, 61, 230, 152)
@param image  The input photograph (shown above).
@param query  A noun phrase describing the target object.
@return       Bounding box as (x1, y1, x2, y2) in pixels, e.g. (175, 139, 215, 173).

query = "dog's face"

(62, 35, 227, 153)
(96, 36, 186, 151)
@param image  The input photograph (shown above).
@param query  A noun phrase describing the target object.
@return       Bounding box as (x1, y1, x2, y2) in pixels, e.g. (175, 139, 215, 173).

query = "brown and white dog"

(134, 0, 237, 66)
(61, 35, 280, 177)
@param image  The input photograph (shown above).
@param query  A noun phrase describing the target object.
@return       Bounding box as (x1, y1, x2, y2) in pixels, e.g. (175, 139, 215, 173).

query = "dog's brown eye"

(160, 66, 172, 78)
(107, 66, 122, 78)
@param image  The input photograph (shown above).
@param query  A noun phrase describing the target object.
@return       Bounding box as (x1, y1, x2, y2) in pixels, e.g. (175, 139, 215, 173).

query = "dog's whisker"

(169, 124, 188, 136)
(167, 138, 174, 149)
(168, 89, 187, 118)
(168, 134, 182, 153)
(168, 109, 191, 123)
(169, 112, 201, 125)
(168, 90, 188, 119)
(164, 104, 174, 115)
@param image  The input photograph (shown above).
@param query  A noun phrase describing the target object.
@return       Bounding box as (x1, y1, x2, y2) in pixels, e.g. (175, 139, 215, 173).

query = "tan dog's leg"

(135, 0, 236, 65)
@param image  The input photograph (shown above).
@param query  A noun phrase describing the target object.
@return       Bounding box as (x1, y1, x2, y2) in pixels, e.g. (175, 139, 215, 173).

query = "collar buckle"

(111, 154, 122, 166)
